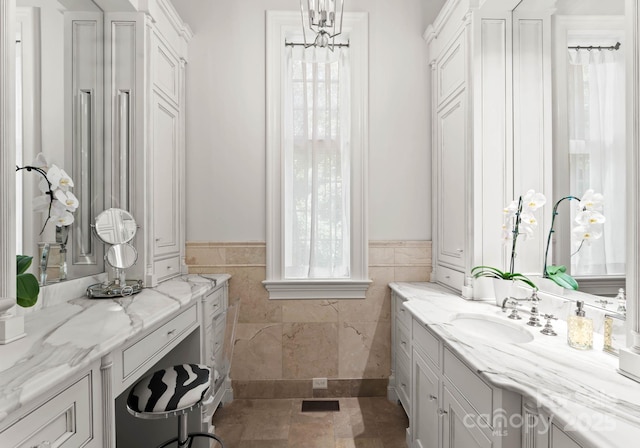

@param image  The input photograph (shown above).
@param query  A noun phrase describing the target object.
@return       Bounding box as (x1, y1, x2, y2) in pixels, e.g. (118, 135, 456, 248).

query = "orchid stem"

(542, 195, 580, 277)
(16, 165, 54, 235)
(509, 196, 523, 276)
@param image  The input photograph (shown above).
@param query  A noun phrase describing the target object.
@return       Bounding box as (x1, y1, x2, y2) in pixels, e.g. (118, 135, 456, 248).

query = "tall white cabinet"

(106, 0, 191, 287)
(427, 0, 549, 295)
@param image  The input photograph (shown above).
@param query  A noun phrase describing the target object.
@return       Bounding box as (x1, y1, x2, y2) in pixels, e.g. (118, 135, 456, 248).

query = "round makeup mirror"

(94, 208, 137, 245)
(87, 208, 142, 299)
(106, 243, 138, 270)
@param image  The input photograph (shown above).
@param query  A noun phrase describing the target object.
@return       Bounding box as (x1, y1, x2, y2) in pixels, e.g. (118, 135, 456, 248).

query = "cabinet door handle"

(400, 383, 407, 388)
(438, 409, 448, 416)
(456, 248, 463, 253)
(167, 329, 176, 337)
(429, 394, 437, 401)
(400, 340, 407, 346)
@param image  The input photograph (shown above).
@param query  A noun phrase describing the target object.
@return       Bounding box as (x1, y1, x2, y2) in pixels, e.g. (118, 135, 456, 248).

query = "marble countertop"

(0, 273, 229, 424)
(390, 282, 640, 448)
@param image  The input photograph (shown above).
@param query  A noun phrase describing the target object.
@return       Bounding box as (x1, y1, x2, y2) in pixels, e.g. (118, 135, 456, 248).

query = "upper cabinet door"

(436, 91, 467, 271)
(151, 92, 180, 257)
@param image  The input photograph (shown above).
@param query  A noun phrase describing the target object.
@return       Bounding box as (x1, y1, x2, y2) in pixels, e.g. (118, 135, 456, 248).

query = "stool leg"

(178, 414, 189, 448)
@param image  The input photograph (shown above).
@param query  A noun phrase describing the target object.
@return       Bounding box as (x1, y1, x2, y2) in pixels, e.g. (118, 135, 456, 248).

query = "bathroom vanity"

(389, 282, 640, 448)
(0, 274, 230, 448)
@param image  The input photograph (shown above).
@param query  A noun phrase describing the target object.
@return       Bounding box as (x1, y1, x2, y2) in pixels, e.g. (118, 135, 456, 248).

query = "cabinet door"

(549, 425, 582, 448)
(412, 348, 440, 448)
(151, 92, 180, 257)
(436, 92, 467, 272)
(442, 385, 492, 448)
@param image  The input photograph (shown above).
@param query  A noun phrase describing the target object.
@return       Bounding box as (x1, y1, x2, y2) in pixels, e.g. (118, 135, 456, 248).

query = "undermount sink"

(450, 313, 534, 344)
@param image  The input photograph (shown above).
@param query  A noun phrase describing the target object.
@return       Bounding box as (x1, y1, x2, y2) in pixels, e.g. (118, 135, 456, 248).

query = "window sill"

(263, 279, 372, 300)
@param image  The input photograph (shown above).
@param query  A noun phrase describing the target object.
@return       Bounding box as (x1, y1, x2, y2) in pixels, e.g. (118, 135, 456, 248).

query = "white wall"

(171, 0, 445, 242)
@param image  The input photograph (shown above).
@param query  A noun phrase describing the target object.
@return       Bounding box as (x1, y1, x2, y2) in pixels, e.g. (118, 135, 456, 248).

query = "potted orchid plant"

(471, 190, 546, 303)
(15, 153, 78, 305)
(543, 189, 605, 290)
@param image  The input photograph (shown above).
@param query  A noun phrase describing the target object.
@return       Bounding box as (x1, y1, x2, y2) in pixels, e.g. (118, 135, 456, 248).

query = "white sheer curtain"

(568, 48, 625, 275)
(283, 46, 351, 279)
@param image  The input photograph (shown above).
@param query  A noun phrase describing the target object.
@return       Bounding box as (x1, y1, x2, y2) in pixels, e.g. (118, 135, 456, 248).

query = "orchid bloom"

(522, 189, 547, 212)
(578, 189, 604, 211)
(47, 164, 74, 191)
(575, 210, 606, 227)
(55, 190, 79, 212)
(572, 225, 603, 245)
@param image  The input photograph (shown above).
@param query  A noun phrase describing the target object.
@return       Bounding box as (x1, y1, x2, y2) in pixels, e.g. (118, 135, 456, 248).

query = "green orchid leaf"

(471, 265, 508, 279)
(17, 255, 33, 275)
(547, 271, 579, 290)
(17, 272, 40, 307)
(545, 265, 567, 275)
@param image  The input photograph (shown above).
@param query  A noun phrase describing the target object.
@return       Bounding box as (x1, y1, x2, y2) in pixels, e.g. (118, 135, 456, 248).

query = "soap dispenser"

(567, 301, 593, 350)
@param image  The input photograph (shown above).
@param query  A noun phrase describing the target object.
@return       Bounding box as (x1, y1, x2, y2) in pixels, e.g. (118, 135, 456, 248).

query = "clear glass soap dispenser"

(567, 300, 593, 350)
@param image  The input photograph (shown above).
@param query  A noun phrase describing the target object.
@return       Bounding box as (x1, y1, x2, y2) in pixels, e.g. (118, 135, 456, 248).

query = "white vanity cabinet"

(199, 280, 233, 433)
(427, 0, 520, 292)
(390, 291, 412, 414)
(410, 314, 522, 448)
(0, 364, 102, 448)
(106, 0, 192, 287)
(522, 399, 586, 448)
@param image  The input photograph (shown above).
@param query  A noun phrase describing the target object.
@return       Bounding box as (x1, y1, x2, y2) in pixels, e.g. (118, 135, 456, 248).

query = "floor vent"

(301, 400, 340, 412)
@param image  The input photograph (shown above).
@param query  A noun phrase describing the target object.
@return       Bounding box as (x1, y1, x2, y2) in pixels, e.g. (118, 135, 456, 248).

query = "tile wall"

(186, 241, 431, 398)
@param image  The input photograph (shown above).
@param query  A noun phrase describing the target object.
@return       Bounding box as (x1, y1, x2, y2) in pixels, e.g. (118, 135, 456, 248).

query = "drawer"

(123, 304, 198, 379)
(205, 287, 225, 319)
(436, 264, 465, 292)
(0, 373, 93, 448)
(443, 347, 493, 424)
(154, 256, 181, 282)
(396, 321, 411, 362)
(396, 357, 411, 412)
(395, 294, 412, 329)
(412, 318, 441, 368)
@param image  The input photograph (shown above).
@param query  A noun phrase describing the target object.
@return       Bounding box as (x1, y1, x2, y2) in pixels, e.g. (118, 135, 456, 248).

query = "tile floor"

(211, 396, 409, 448)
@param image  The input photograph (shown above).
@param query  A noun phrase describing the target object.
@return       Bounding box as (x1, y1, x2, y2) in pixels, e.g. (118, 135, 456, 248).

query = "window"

(264, 11, 369, 299)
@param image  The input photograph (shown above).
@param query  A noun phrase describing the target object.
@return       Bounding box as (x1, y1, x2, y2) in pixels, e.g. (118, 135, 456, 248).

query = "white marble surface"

(0, 273, 229, 424)
(391, 282, 640, 448)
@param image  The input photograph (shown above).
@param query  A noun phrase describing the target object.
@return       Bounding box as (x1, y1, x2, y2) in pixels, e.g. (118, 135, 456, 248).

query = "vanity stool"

(127, 363, 225, 448)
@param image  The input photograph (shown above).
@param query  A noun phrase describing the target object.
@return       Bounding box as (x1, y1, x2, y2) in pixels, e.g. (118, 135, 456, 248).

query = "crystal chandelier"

(299, 0, 345, 50)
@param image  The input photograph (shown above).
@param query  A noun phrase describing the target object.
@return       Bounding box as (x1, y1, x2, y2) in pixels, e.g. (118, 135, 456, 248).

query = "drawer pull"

(429, 394, 437, 401)
(400, 308, 405, 313)
(400, 340, 407, 346)
(401, 383, 407, 388)
(167, 329, 177, 337)
(438, 409, 448, 416)
(35, 442, 51, 448)
(445, 275, 451, 279)
(167, 265, 174, 270)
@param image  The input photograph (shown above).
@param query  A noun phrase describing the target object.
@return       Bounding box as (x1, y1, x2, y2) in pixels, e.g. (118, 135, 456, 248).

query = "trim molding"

(0, 0, 16, 300)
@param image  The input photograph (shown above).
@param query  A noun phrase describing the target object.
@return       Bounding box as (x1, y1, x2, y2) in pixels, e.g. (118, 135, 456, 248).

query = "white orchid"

(575, 209, 606, 227)
(572, 224, 603, 244)
(54, 190, 79, 212)
(522, 189, 547, 212)
(22, 153, 78, 230)
(46, 164, 74, 191)
(578, 189, 604, 211)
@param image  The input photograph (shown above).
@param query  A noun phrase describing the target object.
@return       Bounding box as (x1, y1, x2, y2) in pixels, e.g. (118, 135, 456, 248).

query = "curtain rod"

(285, 41, 350, 48)
(568, 41, 621, 51)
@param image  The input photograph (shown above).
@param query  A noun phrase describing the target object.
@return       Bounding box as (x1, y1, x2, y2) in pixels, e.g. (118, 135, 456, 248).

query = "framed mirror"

(15, 0, 106, 283)
(512, 0, 628, 315)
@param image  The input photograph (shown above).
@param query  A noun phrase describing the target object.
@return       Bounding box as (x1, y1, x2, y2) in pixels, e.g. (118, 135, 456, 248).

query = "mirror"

(105, 244, 137, 270)
(15, 0, 105, 284)
(95, 208, 137, 245)
(514, 0, 627, 313)
(87, 208, 142, 298)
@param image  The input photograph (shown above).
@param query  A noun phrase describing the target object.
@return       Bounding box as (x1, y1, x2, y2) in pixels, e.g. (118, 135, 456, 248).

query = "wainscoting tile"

(368, 247, 395, 266)
(232, 323, 283, 380)
(338, 321, 391, 379)
(394, 266, 430, 282)
(282, 300, 339, 323)
(283, 323, 339, 379)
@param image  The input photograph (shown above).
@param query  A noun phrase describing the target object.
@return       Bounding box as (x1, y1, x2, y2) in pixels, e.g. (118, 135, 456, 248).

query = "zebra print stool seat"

(127, 364, 225, 448)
